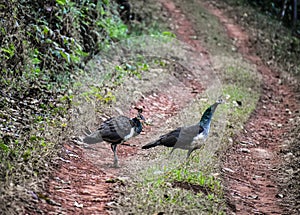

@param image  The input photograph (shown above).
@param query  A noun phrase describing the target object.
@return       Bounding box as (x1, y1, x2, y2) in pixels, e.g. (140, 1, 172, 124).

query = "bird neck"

(199, 102, 219, 131)
(131, 117, 143, 134)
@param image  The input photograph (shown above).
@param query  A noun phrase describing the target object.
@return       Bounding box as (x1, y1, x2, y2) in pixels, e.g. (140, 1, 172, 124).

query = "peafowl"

(78, 108, 145, 167)
(142, 99, 223, 158)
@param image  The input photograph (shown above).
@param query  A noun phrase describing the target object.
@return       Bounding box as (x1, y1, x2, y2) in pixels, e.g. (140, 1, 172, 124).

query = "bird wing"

(174, 124, 204, 149)
(157, 127, 181, 147)
(99, 116, 132, 143)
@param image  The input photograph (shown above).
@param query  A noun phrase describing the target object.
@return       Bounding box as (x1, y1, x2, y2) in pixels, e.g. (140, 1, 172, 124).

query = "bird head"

(132, 107, 145, 134)
(135, 107, 146, 121)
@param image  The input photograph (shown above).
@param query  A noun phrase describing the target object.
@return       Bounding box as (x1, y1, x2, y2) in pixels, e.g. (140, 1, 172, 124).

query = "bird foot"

(113, 160, 120, 168)
(113, 163, 120, 168)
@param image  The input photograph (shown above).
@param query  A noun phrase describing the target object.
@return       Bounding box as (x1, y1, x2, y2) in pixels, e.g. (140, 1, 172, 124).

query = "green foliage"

(97, 17, 128, 40)
(81, 86, 116, 104)
(166, 164, 222, 195)
(0, 142, 9, 154)
(162, 31, 177, 38)
(0, 0, 138, 213)
(114, 62, 149, 82)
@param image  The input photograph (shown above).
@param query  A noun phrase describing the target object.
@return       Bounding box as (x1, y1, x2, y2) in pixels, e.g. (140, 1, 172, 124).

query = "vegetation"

(1, 0, 298, 213)
(0, 0, 166, 213)
(217, 0, 300, 76)
(245, 0, 299, 31)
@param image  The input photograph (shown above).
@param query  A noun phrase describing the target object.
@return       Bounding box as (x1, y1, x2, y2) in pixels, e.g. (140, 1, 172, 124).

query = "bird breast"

(193, 132, 206, 141)
(124, 127, 135, 141)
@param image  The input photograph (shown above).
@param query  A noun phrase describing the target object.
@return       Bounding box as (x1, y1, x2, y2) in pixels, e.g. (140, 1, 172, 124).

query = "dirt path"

(37, 81, 206, 215)
(34, 0, 299, 214)
(203, 2, 299, 214)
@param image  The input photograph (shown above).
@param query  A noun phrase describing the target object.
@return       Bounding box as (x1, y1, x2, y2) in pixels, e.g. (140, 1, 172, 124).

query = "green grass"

(124, 165, 226, 214)
(222, 64, 261, 130)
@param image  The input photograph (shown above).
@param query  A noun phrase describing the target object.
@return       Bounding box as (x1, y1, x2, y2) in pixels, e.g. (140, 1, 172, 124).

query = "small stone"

(286, 168, 294, 174)
(74, 201, 83, 208)
(276, 193, 284, 198)
(223, 167, 235, 173)
(248, 194, 258, 199)
(211, 172, 220, 177)
(106, 201, 118, 207)
(285, 109, 292, 114)
(240, 148, 250, 153)
(68, 153, 79, 158)
(240, 141, 253, 145)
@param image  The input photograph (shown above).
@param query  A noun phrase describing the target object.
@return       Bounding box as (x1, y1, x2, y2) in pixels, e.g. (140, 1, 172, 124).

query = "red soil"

(204, 2, 299, 214)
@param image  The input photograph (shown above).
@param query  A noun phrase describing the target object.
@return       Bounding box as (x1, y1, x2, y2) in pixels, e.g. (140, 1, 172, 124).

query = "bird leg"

(169, 147, 176, 155)
(111, 144, 119, 168)
(186, 147, 197, 159)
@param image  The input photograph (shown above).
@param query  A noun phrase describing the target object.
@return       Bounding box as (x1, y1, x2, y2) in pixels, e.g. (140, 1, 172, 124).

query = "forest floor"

(33, 0, 299, 214)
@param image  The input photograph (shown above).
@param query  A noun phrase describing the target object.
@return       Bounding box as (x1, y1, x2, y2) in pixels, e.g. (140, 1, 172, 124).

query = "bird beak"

(140, 115, 146, 121)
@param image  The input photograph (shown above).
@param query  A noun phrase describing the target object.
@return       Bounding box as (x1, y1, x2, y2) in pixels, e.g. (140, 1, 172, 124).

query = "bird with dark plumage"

(142, 99, 223, 158)
(78, 108, 145, 167)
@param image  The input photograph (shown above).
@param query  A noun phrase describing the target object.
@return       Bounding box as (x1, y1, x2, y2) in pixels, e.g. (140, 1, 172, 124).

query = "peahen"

(142, 99, 223, 158)
(78, 108, 145, 167)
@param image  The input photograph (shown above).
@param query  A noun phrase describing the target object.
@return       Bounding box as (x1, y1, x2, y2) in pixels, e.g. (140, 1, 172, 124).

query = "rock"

(276, 193, 284, 198)
(248, 194, 258, 199)
(240, 148, 250, 153)
(222, 167, 235, 173)
(74, 201, 83, 208)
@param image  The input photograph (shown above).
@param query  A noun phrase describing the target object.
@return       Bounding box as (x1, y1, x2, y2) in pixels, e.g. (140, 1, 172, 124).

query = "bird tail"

(80, 130, 103, 144)
(142, 140, 160, 149)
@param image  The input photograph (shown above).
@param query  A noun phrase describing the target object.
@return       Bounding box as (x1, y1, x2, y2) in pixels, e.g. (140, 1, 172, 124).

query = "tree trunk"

(292, 0, 298, 28)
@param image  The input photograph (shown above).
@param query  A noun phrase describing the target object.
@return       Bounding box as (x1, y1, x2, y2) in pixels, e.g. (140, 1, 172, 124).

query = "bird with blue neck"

(142, 98, 223, 158)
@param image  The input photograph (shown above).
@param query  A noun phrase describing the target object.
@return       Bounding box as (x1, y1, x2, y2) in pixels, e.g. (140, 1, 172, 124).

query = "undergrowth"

(0, 0, 168, 213)
(213, 0, 300, 76)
